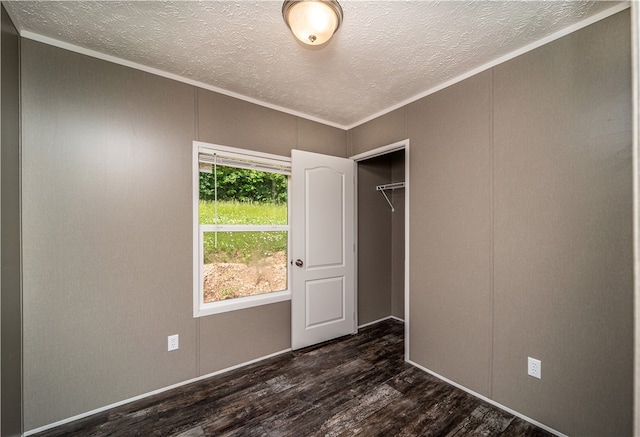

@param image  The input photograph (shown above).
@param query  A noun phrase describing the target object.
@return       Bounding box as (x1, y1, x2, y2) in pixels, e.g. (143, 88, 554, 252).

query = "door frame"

(632, 1, 639, 433)
(350, 139, 411, 362)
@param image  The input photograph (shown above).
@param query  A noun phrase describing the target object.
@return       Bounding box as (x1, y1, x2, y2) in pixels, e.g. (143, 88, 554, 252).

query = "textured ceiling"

(4, 1, 623, 128)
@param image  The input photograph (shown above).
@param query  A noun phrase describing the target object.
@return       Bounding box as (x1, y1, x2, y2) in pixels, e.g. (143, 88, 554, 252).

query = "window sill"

(194, 290, 291, 317)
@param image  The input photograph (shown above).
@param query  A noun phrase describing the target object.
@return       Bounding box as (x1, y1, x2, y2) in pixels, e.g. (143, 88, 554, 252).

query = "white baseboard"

(24, 348, 292, 436)
(358, 315, 404, 329)
(406, 359, 567, 437)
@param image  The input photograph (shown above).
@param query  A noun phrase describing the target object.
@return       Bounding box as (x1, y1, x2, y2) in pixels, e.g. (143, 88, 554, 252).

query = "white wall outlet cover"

(528, 357, 541, 379)
(168, 334, 179, 351)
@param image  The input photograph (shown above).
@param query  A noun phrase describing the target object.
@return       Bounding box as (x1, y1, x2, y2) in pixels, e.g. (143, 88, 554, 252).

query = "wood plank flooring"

(34, 320, 554, 436)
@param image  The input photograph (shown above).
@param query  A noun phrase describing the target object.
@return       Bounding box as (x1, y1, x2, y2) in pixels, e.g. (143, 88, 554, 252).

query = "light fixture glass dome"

(282, 0, 343, 46)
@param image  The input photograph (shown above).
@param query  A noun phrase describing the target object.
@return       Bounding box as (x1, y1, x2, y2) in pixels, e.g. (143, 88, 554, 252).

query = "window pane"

(202, 231, 288, 302)
(199, 199, 287, 225)
(199, 168, 287, 225)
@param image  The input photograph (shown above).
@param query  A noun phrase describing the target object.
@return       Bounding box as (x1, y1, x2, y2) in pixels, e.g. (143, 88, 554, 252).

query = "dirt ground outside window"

(203, 251, 287, 302)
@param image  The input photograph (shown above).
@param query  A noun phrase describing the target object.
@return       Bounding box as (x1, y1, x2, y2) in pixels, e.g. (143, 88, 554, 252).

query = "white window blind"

(199, 152, 291, 175)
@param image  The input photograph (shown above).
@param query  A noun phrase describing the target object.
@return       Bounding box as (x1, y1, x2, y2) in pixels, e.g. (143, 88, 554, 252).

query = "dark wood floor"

(34, 319, 553, 437)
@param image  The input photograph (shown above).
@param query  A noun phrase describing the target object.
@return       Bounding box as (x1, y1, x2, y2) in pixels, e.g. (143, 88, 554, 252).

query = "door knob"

(295, 259, 304, 267)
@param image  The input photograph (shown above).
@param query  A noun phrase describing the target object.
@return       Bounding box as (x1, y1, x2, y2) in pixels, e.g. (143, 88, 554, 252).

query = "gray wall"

(350, 9, 632, 436)
(1, 5, 22, 437)
(409, 69, 495, 397)
(348, 107, 407, 157)
(491, 10, 632, 434)
(21, 39, 346, 430)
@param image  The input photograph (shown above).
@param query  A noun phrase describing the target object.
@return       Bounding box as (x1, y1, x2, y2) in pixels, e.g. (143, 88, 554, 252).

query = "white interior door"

(291, 149, 355, 350)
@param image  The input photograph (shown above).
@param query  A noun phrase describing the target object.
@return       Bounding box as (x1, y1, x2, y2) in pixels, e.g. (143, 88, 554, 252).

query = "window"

(193, 142, 291, 317)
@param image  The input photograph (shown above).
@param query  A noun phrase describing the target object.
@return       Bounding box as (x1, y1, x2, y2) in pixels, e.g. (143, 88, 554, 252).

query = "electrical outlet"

(168, 334, 179, 351)
(528, 357, 541, 379)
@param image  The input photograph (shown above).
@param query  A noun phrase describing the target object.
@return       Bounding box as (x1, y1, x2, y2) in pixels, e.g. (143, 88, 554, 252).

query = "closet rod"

(376, 182, 406, 191)
(375, 181, 406, 212)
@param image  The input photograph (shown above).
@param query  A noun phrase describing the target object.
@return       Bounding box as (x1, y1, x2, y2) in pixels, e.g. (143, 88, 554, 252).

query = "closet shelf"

(375, 182, 406, 212)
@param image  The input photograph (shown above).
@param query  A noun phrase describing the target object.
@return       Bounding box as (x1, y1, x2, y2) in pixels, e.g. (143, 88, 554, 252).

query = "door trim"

(350, 139, 410, 362)
(632, 1, 639, 433)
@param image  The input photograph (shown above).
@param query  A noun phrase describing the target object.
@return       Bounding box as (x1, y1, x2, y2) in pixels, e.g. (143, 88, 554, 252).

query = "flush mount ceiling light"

(282, 0, 344, 46)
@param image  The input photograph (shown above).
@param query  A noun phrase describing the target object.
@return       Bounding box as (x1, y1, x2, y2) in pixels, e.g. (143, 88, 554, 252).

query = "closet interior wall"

(357, 151, 405, 325)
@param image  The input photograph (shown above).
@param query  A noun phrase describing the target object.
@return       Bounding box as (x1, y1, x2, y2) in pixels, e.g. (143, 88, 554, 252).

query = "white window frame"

(193, 141, 291, 317)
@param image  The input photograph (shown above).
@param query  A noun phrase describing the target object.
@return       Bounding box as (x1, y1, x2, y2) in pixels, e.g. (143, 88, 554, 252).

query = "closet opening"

(351, 140, 410, 361)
